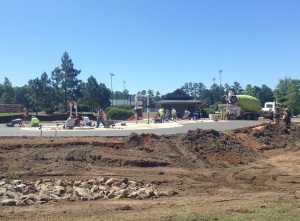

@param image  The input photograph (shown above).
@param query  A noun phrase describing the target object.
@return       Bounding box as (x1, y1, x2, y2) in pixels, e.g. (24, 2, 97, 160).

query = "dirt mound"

(121, 124, 300, 168)
(124, 132, 160, 147)
(1, 123, 300, 181)
(1, 122, 300, 220)
(230, 123, 300, 151)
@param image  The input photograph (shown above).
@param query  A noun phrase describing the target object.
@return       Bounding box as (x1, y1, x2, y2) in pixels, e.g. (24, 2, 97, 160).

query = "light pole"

(213, 78, 216, 108)
(110, 73, 114, 106)
(219, 70, 223, 99)
(123, 80, 126, 105)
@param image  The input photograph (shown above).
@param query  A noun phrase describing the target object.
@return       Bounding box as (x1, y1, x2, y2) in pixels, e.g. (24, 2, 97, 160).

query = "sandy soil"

(0, 121, 300, 220)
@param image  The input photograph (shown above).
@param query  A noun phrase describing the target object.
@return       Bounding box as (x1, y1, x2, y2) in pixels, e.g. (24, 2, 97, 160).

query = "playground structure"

(69, 101, 78, 117)
(135, 94, 150, 124)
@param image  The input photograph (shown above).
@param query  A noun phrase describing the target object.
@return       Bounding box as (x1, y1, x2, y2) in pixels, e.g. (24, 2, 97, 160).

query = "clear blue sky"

(1, 0, 299, 95)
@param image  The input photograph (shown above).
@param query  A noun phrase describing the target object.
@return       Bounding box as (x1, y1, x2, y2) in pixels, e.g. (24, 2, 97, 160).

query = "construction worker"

(64, 115, 75, 129)
(171, 107, 177, 122)
(31, 116, 40, 127)
(282, 108, 291, 127)
(273, 107, 281, 127)
(74, 115, 81, 127)
(96, 108, 106, 128)
(158, 108, 165, 123)
(6, 118, 24, 127)
(82, 115, 92, 127)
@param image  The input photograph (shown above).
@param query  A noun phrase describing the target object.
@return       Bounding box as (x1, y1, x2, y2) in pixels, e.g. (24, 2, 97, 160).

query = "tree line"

(0, 52, 299, 116)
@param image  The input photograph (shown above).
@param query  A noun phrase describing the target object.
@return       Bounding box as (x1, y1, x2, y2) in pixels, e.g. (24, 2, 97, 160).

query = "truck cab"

(260, 102, 280, 119)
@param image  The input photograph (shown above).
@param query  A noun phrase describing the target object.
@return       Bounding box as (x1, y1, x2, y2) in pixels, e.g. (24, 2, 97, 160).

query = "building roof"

(163, 89, 194, 100)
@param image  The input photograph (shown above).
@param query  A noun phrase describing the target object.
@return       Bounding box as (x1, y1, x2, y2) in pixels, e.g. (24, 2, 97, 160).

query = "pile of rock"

(0, 177, 175, 206)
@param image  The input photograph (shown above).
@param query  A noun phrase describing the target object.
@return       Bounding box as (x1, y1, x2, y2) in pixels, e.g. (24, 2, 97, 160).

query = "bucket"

(209, 114, 219, 121)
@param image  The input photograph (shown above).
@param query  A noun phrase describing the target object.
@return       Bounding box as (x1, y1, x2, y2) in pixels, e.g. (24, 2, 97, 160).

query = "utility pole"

(110, 73, 114, 106)
(123, 80, 126, 105)
(219, 70, 223, 99)
(213, 78, 216, 108)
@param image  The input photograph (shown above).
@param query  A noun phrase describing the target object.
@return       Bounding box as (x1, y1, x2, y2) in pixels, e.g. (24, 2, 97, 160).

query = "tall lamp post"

(213, 78, 216, 108)
(219, 70, 223, 99)
(123, 80, 126, 105)
(110, 73, 114, 106)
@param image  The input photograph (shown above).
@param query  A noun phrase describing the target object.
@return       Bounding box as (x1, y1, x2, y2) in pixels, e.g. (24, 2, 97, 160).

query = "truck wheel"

(230, 96, 237, 104)
(245, 114, 251, 120)
(221, 95, 227, 104)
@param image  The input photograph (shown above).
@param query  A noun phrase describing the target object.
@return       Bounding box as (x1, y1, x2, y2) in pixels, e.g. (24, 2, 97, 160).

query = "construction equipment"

(220, 92, 261, 120)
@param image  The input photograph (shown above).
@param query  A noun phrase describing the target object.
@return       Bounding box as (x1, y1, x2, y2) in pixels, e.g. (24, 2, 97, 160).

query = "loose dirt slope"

(1, 122, 300, 221)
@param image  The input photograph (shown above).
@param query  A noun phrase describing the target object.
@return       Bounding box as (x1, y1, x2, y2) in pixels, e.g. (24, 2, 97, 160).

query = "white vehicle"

(260, 102, 280, 119)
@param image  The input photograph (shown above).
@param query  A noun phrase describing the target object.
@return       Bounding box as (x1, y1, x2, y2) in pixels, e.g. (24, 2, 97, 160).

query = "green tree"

(210, 82, 218, 108)
(13, 86, 30, 107)
(191, 83, 198, 99)
(180, 82, 194, 96)
(81, 76, 111, 111)
(257, 84, 274, 105)
(273, 77, 290, 105)
(274, 78, 300, 115)
(180, 82, 209, 101)
(51, 52, 81, 110)
(0, 82, 4, 100)
(230, 81, 244, 94)
(114, 91, 124, 100)
(146, 89, 155, 108)
(27, 72, 54, 113)
(0, 78, 15, 104)
(200, 88, 212, 107)
(81, 76, 101, 111)
(98, 82, 111, 109)
(198, 83, 209, 101)
(284, 79, 300, 115)
(243, 84, 261, 98)
(123, 89, 129, 99)
(151, 91, 162, 108)
(140, 90, 147, 95)
(154, 91, 161, 101)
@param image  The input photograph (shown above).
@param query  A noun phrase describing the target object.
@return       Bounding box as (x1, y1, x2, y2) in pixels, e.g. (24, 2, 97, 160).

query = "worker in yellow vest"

(171, 107, 177, 122)
(158, 108, 165, 123)
(31, 116, 40, 127)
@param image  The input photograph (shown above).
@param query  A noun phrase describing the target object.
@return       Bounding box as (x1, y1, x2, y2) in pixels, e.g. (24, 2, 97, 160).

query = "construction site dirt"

(0, 121, 300, 221)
